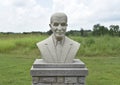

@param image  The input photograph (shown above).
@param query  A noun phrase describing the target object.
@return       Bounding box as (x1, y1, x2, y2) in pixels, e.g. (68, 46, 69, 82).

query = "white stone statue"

(37, 12, 80, 63)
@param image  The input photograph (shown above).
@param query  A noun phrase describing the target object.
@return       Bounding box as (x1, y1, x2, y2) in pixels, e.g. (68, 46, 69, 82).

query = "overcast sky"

(0, 0, 120, 32)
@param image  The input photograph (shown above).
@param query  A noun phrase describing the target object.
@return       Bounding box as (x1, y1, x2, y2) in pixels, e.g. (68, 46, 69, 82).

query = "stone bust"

(37, 12, 80, 63)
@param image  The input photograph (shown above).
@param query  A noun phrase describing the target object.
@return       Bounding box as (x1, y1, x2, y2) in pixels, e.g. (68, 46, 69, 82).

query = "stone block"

(31, 59, 88, 85)
(31, 67, 88, 76)
(65, 77, 77, 83)
(33, 83, 51, 85)
(57, 77, 64, 83)
(52, 83, 67, 85)
(33, 59, 85, 68)
(39, 77, 56, 83)
(74, 84, 84, 85)
(78, 77, 85, 84)
(31, 59, 88, 77)
(32, 77, 39, 84)
(68, 84, 74, 85)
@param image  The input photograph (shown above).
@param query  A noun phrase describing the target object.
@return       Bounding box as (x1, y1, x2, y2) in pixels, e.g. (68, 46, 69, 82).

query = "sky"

(0, 0, 120, 32)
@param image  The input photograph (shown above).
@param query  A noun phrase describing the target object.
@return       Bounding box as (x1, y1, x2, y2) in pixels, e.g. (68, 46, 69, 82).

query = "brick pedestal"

(30, 59, 88, 85)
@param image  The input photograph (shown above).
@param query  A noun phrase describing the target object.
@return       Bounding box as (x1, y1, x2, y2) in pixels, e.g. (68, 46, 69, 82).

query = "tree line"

(92, 24, 120, 36)
(0, 24, 120, 37)
(66, 24, 120, 37)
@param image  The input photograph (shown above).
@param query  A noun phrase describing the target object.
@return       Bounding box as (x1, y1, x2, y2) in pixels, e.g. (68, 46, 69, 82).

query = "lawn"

(83, 56, 120, 85)
(0, 54, 120, 85)
(0, 34, 120, 85)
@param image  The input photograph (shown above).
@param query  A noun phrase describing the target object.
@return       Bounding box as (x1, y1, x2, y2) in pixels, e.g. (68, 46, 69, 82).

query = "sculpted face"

(49, 13, 68, 41)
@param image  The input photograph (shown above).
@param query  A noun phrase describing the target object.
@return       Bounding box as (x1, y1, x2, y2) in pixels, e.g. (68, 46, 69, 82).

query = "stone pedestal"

(30, 59, 88, 85)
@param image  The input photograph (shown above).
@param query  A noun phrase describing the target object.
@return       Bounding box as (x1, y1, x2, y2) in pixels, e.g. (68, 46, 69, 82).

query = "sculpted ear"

(49, 24, 52, 28)
(66, 24, 68, 26)
(49, 24, 53, 31)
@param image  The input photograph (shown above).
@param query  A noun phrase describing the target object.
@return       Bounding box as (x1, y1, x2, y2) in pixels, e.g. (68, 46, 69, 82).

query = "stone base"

(30, 59, 88, 85)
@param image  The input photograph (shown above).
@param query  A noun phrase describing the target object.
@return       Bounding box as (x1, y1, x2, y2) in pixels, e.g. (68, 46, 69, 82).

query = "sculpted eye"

(53, 23, 59, 26)
(61, 23, 66, 26)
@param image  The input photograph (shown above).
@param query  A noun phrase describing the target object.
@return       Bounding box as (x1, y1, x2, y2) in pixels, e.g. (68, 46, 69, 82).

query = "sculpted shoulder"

(36, 36, 52, 48)
(65, 36, 80, 47)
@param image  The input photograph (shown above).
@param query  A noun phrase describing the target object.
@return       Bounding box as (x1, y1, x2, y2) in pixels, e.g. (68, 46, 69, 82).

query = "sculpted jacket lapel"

(64, 37, 80, 63)
(61, 37, 80, 63)
(61, 37, 73, 63)
(45, 36, 58, 63)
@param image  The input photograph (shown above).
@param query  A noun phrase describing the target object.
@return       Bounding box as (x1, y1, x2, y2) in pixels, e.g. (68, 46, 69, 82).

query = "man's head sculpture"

(37, 12, 80, 63)
(49, 13, 68, 41)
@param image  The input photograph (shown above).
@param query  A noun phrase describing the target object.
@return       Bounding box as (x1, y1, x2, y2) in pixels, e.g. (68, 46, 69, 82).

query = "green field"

(0, 34, 120, 85)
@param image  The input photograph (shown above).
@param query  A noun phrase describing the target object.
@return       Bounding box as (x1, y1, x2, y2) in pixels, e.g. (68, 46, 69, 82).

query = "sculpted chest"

(37, 36, 80, 63)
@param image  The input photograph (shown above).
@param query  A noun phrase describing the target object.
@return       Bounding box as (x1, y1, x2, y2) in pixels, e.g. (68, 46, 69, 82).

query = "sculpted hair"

(50, 12, 68, 24)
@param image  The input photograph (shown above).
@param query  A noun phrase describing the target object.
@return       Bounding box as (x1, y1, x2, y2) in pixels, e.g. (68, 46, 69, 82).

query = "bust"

(37, 12, 80, 63)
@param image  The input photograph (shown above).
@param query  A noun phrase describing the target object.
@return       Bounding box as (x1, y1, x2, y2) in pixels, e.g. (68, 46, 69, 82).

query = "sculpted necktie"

(56, 41, 62, 63)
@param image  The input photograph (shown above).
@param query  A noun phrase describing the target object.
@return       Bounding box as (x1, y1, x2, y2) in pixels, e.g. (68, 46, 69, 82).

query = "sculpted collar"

(52, 34, 65, 47)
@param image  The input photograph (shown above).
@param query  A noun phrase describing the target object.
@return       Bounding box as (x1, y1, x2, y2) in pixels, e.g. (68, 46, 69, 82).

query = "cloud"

(89, 0, 120, 21)
(52, 0, 92, 21)
(0, 0, 120, 32)
(0, 0, 51, 32)
(52, 0, 120, 30)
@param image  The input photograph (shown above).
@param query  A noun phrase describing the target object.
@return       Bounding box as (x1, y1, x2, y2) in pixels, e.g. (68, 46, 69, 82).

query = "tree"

(109, 28, 114, 36)
(93, 24, 100, 36)
(99, 26, 108, 35)
(80, 28, 84, 36)
(92, 24, 108, 36)
(109, 25, 119, 36)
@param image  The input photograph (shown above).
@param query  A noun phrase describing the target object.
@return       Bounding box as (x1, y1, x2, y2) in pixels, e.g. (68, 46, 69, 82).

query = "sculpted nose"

(57, 25, 62, 30)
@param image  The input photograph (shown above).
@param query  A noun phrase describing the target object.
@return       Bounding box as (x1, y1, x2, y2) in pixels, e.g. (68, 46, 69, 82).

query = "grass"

(0, 54, 120, 85)
(0, 34, 120, 57)
(0, 54, 33, 85)
(0, 34, 47, 54)
(0, 34, 120, 85)
(71, 35, 120, 57)
(82, 57, 120, 85)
